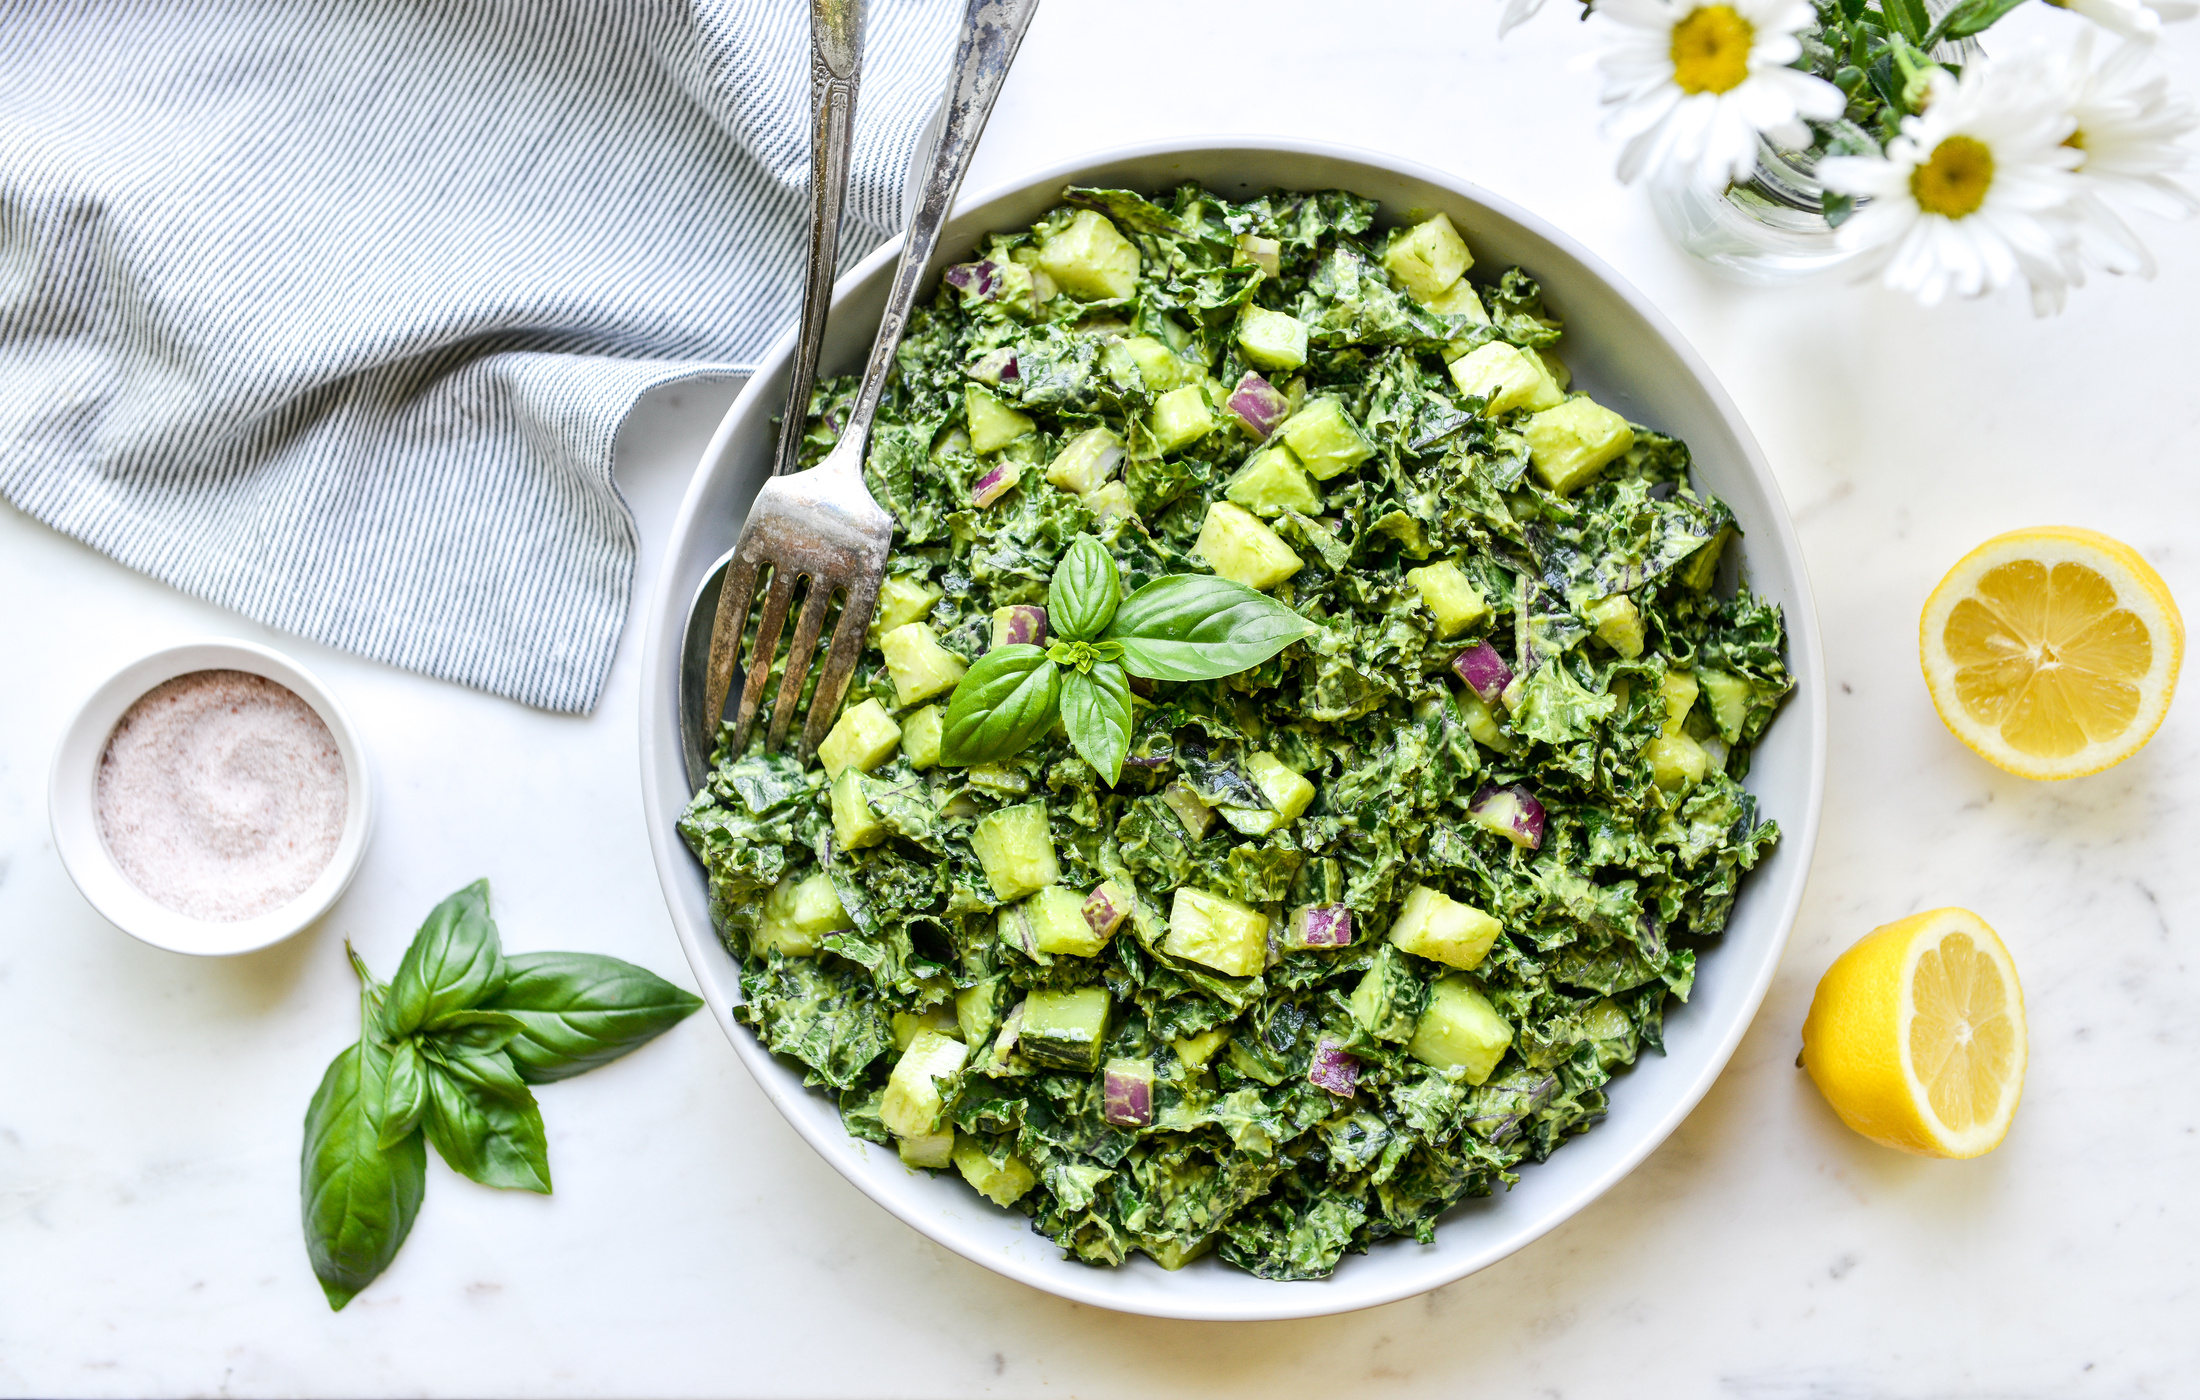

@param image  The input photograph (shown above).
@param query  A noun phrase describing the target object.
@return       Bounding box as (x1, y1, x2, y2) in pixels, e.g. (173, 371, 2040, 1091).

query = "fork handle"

(771, 0, 865, 480)
(836, 0, 1040, 455)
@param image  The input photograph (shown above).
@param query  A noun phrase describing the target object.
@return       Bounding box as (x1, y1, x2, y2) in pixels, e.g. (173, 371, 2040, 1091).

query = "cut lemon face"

(1921, 526, 2182, 780)
(1800, 908, 2026, 1159)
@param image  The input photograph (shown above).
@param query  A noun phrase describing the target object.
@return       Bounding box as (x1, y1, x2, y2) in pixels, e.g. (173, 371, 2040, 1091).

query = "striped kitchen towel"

(0, 0, 955, 712)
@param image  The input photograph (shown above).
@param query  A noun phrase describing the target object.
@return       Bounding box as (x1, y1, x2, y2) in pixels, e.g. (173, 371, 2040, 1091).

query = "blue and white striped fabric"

(0, 0, 954, 712)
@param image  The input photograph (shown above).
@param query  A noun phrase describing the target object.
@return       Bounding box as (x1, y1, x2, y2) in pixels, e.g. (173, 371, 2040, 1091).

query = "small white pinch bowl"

(49, 638, 374, 956)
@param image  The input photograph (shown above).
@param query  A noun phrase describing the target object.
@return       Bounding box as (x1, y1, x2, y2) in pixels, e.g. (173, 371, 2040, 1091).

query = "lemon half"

(1800, 908, 2027, 1159)
(1920, 526, 2182, 780)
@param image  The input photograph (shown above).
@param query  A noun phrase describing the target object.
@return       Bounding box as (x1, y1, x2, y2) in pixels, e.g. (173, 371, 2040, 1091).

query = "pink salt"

(95, 670, 348, 923)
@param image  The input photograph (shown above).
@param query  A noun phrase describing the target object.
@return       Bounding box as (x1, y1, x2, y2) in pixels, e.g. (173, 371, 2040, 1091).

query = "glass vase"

(1646, 138, 1859, 285)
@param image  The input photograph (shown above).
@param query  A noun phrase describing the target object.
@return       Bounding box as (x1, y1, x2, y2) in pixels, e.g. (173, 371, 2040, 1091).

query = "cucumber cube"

(965, 385, 1036, 454)
(952, 1133, 1038, 1206)
(1273, 397, 1375, 480)
(1524, 397, 1635, 495)
(891, 1002, 962, 1050)
(1163, 887, 1270, 978)
(879, 622, 968, 706)
(901, 704, 944, 770)
(1233, 233, 1282, 277)
(831, 767, 888, 851)
(1385, 884, 1501, 972)
(1348, 945, 1429, 1043)
(1193, 501, 1304, 592)
(1172, 1025, 1231, 1070)
(1122, 335, 1195, 391)
(1045, 425, 1124, 495)
(880, 1030, 968, 1137)
(1236, 306, 1308, 372)
(1447, 341, 1565, 416)
(1147, 384, 1215, 454)
(1080, 479, 1137, 527)
(1406, 976, 1513, 1083)
(898, 1128, 955, 1169)
(755, 871, 850, 957)
(1659, 669, 1699, 735)
(1585, 594, 1644, 659)
(1020, 987, 1111, 1071)
(1537, 348, 1572, 390)
(1425, 279, 1489, 321)
(955, 977, 1011, 1046)
(870, 574, 943, 638)
(1453, 688, 1514, 753)
(818, 697, 901, 779)
(1381, 213, 1473, 302)
(1403, 561, 1490, 639)
(1036, 209, 1140, 301)
(1696, 668, 1752, 743)
(1646, 731, 1709, 792)
(1025, 884, 1110, 957)
(1219, 752, 1316, 836)
(1680, 526, 1732, 592)
(1161, 781, 1216, 839)
(1223, 444, 1323, 518)
(1146, 1235, 1216, 1271)
(970, 802, 1059, 902)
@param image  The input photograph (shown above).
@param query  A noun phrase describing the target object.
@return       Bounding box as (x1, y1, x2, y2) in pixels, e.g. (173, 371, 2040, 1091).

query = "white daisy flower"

(2046, 0, 2196, 43)
(1820, 63, 2083, 310)
(2057, 34, 2198, 278)
(1592, 0, 1846, 191)
(1499, 0, 1551, 35)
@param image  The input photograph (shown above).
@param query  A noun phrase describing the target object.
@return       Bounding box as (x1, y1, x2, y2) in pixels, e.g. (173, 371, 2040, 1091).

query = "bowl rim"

(639, 134, 1828, 1321)
(48, 637, 375, 957)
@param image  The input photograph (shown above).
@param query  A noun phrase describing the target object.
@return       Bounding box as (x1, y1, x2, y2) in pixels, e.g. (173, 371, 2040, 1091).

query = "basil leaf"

(377, 1040, 429, 1151)
(427, 1008, 525, 1057)
(1060, 662, 1134, 786)
(383, 880, 507, 1037)
(301, 1032, 426, 1310)
(1047, 535, 1122, 643)
(422, 1057, 553, 1193)
(937, 645, 1060, 767)
(1103, 574, 1315, 682)
(486, 951, 704, 1084)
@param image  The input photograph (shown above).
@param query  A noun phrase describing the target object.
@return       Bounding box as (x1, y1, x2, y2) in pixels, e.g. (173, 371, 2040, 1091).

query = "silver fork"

(701, 0, 1040, 763)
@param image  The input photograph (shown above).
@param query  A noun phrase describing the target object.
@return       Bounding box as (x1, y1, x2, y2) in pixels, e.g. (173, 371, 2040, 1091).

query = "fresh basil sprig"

(937, 534, 1313, 784)
(301, 881, 702, 1310)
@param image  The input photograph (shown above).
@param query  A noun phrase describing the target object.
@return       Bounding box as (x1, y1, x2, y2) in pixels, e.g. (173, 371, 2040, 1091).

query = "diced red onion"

(1082, 880, 1131, 939)
(1452, 640, 1514, 703)
(945, 260, 1001, 298)
(994, 604, 1047, 648)
(967, 348, 1019, 385)
(1103, 1058, 1155, 1127)
(972, 461, 1021, 508)
(1308, 1037, 1359, 1098)
(1469, 783, 1545, 850)
(1288, 904, 1353, 949)
(1224, 372, 1292, 440)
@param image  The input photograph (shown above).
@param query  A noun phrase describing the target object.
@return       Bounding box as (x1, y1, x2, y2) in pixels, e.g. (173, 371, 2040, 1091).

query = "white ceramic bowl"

(638, 138, 1827, 1320)
(50, 639, 374, 956)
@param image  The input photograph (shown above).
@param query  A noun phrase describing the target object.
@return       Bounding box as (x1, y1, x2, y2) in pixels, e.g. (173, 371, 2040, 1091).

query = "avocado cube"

(1447, 341, 1565, 416)
(879, 622, 967, 707)
(1696, 668, 1752, 743)
(970, 802, 1058, 903)
(1236, 306, 1309, 372)
(1024, 884, 1109, 957)
(880, 1030, 968, 1137)
(1585, 594, 1644, 659)
(891, 1002, 962, 1050)
(901, 704, 944, 770)
(965, 385, 1035, 455)
(1406, 977, 1513, 1083)
(1646, 731, 1709, 792)
(1223, 444, 1323, 518)
(897, 1128, 955, 1169)
(1019, 987, 1111, 1072)
(755, 870, 850, 957)
(1381, 213, 1473, 302)
(1404, 561, 1490, 639)
(1659, 669, 1700, 735)
(1146, 1235, 1217, 1271)
(1172, 1025, 1231, 1070)
(1385, 884, 1501, 972)
(1045, 425, 1124, 495)
(1453, 688, 1514, 754)
(870, 574, 943, 638)
(1425, 279, 1489, 321)
(1036, 209, 1140, 301)
(818, 698, 902, 779)
(1147, 384, 1215, 454)
(951, 1134, 1038, 1205)
(1219, 752, 1317, 836)
(1273, 397, 1375, 480)
(1193, 501, 1304, 592)
(1348, 945, 1429, 1043)
(1122, 335, 1194, 391)
(1537, 349, 1572, 390)
(1680, 526, 1733, 592)
(1080, 479, 1138, 527)
(831, 767, 888, 851)
(1524, 397, 1635, 495)
(1163, 888, 1270, 978)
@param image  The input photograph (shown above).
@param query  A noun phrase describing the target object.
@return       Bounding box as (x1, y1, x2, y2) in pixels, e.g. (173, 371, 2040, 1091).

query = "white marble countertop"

(6, 2, 2199, 1394)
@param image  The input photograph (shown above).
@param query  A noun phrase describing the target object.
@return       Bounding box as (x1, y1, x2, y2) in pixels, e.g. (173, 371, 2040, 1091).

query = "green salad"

(680, 184, 1793, 1279)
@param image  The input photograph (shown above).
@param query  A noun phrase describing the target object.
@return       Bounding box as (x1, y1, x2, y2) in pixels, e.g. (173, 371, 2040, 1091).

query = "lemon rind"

(1893, 909, 2028, 1159)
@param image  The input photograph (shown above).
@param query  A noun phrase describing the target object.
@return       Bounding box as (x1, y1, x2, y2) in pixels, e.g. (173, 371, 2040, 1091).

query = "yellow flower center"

(1911, 135, 1995, 218)
(1670, 6, 1755, 95)
(2063, 129, 2088, 168)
